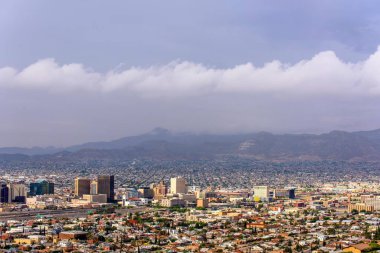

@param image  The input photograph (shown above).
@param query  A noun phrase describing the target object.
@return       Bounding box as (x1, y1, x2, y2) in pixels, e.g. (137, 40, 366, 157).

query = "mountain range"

(2, 128, 380, 161)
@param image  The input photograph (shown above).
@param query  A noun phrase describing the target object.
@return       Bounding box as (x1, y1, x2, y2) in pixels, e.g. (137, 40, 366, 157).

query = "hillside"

(1, 128, 380, 161)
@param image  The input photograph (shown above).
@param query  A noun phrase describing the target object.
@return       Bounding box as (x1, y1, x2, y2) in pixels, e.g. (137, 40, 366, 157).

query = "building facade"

(170, 177, 187, 194)
(29, 180, 54, 196)
(97, 175, 115, 203)
(0, 183, 9, 203)
(8, 183, 27, 203)
(74, 178, 91, 197)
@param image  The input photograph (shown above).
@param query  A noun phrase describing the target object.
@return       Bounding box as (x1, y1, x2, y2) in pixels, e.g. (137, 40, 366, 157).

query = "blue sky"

(1, 1, 380, 146)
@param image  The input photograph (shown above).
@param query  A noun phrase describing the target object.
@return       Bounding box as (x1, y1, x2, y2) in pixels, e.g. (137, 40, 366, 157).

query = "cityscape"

(3, 1, 380, 252)
(0, 159, 378, 252)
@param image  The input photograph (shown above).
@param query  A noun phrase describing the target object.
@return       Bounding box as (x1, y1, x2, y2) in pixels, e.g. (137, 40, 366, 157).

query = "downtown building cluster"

(0, 164, 380, 252)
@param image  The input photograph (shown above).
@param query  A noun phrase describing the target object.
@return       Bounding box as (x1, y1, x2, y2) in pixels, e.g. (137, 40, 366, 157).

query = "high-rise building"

(288, 188, 296, 199)
(97, 175, 115, 203)
(153, 181, 167, 200)
(90, 180, 98, 195)
(8, 183, 26, 203)
(138, 187, 154, 199)
(29, 179, 54, 196)
(170, 177, 187, 194)
(253, 186, 269, 200)
(0, 183, 9, 203)
(74, 178, 91, 197)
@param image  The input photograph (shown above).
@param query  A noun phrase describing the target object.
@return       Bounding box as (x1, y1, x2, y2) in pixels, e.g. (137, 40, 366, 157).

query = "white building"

(8, 183, 27, 202)
(253, 186, 269, 200)
(170, 177, 187, 194)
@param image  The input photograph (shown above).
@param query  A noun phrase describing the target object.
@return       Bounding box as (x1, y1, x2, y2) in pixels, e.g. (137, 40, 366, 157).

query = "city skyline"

(2, 2, 380, 252)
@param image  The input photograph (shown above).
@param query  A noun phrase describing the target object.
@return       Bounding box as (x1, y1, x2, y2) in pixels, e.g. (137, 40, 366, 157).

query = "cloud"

(2, 47, 380, 147)
(1, 47, 380, 97)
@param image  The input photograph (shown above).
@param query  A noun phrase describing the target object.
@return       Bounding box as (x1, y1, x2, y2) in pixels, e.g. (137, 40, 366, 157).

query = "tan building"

(348, 203, 374, 212)
(197, 198, 208, 208)
(83, 194, 107, 203)
(14, 235, 44, 245)
(170, 177, 187, 194)
(160, 197, 186, 207)
(153, 181, 167, 200)
(74, 178, 91, 197)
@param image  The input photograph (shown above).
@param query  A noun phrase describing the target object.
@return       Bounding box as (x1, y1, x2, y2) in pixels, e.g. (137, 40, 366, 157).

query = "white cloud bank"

(2, 48, 380, 147)
(1, 47, 380, 97)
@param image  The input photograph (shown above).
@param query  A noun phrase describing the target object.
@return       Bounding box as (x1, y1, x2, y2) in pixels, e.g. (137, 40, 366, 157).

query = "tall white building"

(90, 180, 98, 195)
(8, 183, 27, 203)
(253, 186, 269, 200)
(170, 177, 187, 194)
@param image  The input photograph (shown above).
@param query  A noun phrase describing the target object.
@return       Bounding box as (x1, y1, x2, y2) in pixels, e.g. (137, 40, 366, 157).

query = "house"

(343, 243, 370, 253)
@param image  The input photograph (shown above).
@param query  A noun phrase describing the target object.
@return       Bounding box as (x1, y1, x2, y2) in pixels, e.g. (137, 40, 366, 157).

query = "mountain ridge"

(1, 128, 380, 162)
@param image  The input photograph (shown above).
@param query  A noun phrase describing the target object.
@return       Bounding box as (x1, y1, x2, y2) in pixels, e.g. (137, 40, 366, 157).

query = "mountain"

(2, 128, 380, 161)
(0, 146, 63, 156)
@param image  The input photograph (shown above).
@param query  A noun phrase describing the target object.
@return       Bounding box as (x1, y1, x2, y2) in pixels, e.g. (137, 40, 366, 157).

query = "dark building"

(29, 179, 54, 196)
(138, 187, 154, 199)
(0, 183, 9, 203)
(289, 188, 296, 199)
(74, 178, 91, 197)
(59, 231, 88, 240)
(97, 175, 114, 203)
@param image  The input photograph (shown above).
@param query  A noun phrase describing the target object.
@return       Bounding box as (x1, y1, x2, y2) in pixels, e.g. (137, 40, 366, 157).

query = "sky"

(1, 0, 380, 147)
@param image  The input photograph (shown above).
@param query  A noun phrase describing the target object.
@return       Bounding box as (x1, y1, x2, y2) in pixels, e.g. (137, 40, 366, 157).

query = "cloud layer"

(1, 47, 380, 97)
(2, 48, 380, 147)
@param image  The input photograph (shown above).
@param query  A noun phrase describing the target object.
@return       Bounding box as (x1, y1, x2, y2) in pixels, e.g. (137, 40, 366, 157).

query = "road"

(0, 206, 151, 221)
(0, 208, 95, 221)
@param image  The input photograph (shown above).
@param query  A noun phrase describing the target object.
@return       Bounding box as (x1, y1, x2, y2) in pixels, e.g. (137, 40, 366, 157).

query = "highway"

(0, 206, 151, 221)
(0, 208, 95, 221)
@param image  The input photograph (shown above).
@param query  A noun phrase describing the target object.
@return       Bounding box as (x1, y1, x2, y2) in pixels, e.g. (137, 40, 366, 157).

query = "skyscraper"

(8, 183, 26, 203)
(253, 186, 269, 201)
(97, 175, 114, 203)
(90, 180, 98, 195)
(153, 181, 167, 200)
(29, 179, 54, 196)
(74, 178, 91, 197)
(170, 177, 187, 194)
(0, 183, 9, 203)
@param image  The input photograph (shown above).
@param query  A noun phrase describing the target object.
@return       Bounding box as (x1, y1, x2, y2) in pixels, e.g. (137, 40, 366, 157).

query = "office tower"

(170, 177, 187, 194)
(8, 183, 26, 203)
(97, 175, 114, 203)
(288, 188, 296, 199)
(153, 181, 167, 200)
(90, 180, 98, 195)
(253, 186, 269, 200)
(74, 178, 91, 197)
(138, 187, 154, 199)
(0, 183, 9, 203)
(29, 179, 54, 196)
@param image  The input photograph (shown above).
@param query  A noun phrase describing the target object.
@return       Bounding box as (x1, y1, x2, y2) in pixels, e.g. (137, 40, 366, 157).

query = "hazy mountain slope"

(1, 128, 380, 161)
(0, 146, 63, 156)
